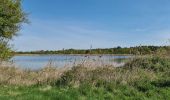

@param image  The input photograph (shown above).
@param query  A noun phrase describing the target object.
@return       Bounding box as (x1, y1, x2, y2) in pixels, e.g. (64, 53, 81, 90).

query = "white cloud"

(12, 18, 170, 51)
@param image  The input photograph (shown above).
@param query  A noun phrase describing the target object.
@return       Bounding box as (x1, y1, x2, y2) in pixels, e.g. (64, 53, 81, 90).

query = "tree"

(0, 0, 27, 61)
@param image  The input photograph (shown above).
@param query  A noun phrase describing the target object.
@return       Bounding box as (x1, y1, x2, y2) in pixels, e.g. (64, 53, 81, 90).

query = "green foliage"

(17, 46, 170, 55)
(0, 40, 13, 61)
(0, 0, 27, 39)
(0, 0, 27, 60)
(125, 56, 170, 72)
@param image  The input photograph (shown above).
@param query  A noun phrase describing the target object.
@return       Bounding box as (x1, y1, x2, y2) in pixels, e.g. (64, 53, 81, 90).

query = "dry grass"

(0, 56, 169, 100)
(0, 57, 165, 86)
(0, 65, 68, 86)
(56, 65, 157, 87)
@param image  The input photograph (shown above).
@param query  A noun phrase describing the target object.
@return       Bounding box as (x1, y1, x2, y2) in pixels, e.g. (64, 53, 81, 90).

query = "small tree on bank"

(0, 0, 27, 61)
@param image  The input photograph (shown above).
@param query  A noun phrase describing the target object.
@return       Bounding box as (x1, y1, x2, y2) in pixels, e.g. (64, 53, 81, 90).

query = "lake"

(11, 55, 132, 70)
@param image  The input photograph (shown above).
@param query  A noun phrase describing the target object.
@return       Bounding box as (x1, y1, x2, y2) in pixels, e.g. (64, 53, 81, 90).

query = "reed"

(0, 56, 167, 86)
(0, 56, 169, 99)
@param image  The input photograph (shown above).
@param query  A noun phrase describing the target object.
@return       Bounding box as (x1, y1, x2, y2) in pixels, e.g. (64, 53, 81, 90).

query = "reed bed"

(0, 57, 128, 86)
(0, 56, 165, 86)
(0, 65, 68, 86)
(0, 56, 169, 99)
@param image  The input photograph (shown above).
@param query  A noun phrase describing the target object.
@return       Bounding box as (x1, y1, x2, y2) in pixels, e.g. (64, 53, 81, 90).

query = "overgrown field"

(0, 56, 170, 100)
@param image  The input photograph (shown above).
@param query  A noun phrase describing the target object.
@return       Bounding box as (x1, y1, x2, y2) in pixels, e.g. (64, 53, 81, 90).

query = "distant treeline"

(15, 46, 170, 55)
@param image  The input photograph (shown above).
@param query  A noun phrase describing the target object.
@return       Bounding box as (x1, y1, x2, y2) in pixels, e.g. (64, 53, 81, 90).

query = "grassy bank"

(0, 56, 170, 100)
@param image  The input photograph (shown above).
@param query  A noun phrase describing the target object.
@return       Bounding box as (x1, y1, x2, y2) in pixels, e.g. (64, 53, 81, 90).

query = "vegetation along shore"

(0, 55, 170, 99)
(0, 0, 170, 100)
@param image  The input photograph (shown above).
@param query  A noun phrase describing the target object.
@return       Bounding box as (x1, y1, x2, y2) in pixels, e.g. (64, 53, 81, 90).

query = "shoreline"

(14, 54, 133, 56)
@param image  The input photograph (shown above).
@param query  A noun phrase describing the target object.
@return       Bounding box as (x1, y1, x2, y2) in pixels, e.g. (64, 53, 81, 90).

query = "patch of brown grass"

(0, 65, 68, 86)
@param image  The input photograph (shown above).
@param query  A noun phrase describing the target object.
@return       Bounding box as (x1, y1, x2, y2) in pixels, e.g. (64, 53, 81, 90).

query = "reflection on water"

(11, 55, 132, 70)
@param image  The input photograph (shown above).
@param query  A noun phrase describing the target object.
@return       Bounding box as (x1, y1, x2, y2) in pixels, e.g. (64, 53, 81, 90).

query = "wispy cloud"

(13, 19, 118, 51)
(12, 18, 170, 51)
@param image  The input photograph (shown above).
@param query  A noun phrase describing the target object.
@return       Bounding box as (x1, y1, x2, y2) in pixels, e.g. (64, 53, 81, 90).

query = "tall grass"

(0, 65, 68, 86)
(0, 56, 169, 86)
(0, 56, 169, 99)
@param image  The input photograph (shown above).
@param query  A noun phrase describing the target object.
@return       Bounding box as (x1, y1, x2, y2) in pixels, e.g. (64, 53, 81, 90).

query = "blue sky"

(13, 0, 170, 51)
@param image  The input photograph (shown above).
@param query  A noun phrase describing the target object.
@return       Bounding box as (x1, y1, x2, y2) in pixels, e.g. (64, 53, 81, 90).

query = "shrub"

(125, 56, 170, 72)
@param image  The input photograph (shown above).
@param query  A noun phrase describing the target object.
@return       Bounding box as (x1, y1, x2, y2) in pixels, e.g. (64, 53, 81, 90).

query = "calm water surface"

(11, 55, 131, 70)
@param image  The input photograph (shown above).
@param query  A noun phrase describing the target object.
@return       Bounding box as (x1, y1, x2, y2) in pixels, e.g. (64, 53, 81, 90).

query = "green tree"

(0, 0, 27, 61)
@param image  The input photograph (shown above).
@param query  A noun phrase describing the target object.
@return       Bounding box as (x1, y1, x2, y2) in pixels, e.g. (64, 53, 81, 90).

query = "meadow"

(0, 55, 169, 100)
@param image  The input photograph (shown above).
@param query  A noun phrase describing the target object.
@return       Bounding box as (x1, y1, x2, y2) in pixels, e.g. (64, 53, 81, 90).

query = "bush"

(125, 56, 170, 72)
